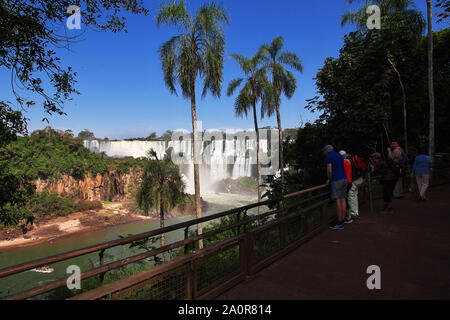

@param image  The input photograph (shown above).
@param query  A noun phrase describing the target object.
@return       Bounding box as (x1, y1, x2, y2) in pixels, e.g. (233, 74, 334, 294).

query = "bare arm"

(327, 163, 332, 183)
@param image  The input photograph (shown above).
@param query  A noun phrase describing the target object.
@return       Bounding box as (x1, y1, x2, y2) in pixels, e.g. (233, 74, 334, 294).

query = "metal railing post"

(184, 227, 190, 255)
(99, 249, 106, 286)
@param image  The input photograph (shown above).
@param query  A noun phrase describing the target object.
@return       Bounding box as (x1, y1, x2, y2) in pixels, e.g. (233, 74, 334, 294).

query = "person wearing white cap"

(339, 150, 353, 223)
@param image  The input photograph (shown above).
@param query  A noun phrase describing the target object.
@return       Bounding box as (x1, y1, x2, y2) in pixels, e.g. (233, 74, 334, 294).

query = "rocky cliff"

(35, 169, 142, 202)
(34, 170, 209, 215)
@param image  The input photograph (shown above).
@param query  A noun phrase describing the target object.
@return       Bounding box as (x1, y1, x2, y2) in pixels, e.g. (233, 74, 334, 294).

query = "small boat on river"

(30, 266, 54, 274)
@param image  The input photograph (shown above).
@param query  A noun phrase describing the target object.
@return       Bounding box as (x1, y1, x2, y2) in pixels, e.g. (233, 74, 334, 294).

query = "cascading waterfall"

(83, 137, 269, 194)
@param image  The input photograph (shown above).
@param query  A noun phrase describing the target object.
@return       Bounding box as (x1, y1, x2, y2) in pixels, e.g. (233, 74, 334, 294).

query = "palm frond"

(156, 0, 190, 31)
(158, 35, 182, 95)
(234, 81, 252, 118)
(340, 9, 366, 29)
(269, 36, 284, 60)
(194, 1, 229, 34)
(278, 52, 303, 73)
(227, 78, 244, 96)
(157, 0, 228, 99)
(280, 70, 297, 99)
(230, 53, 249, 74)
(177, 35, 195, 98)
(202, 34, 226, 98)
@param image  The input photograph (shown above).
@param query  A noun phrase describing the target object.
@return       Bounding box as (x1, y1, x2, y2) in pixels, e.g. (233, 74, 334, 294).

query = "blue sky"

(0, 0, 445, 139)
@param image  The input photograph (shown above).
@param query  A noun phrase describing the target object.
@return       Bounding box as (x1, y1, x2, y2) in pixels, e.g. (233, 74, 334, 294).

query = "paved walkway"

(218, 184, 450, 299)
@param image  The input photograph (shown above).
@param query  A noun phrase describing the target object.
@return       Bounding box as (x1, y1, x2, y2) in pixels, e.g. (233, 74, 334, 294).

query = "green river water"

(0, 193, 259, 298)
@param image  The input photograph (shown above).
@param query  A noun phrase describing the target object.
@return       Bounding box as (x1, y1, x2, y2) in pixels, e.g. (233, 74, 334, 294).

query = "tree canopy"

(0, 0, 148, 124)
(286, 27, 449, 187)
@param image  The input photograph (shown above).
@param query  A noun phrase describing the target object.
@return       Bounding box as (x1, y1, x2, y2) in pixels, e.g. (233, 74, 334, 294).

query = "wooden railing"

(0, 183, 334, 300)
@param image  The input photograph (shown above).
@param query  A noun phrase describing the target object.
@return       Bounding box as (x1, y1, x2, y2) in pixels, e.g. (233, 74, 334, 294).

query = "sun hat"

(391, 142, 399, 148)
(321, 145, 333, 152)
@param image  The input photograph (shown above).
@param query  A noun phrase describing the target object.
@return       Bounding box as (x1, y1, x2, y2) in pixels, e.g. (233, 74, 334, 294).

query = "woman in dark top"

(370, 152, 398, 213)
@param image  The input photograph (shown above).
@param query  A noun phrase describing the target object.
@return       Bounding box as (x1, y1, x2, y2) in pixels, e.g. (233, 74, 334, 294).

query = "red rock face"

(35, 169, 143, 201)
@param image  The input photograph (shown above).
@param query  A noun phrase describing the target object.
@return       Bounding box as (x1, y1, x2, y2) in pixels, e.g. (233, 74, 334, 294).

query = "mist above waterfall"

(83, 132, 278, 195)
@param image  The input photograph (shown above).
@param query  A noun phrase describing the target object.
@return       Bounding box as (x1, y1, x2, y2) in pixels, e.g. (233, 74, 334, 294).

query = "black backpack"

(388, 151, 408, 177)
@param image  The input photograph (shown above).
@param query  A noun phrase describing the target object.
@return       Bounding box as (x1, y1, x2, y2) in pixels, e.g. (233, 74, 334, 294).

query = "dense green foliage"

(0, 128, 145, 227)
(77, 129, 96, 140)
(3, 128, 108, 181)
(262, 5, 449, 190)
(136, 151, 186, 217)
(1, 0, 148, 121)
(29, 191, 102, 218)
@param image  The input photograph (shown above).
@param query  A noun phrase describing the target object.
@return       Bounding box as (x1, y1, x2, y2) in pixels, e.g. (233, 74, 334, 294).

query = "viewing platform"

(1, 180, 448, 300)
(218, 184, 450, 299)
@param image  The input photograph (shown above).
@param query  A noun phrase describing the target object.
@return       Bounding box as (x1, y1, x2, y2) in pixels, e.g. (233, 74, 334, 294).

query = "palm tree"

(260, 36, 303, 184)
(427, 0, 435, 173)
(340, 0, 423, 30)
(156, 0, 229, 248)
(227, 52, 272, 207)
(136, 150, 185, 262)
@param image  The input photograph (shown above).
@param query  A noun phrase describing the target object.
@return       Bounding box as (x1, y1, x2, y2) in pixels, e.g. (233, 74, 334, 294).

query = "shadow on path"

(218, 184, 450, 299)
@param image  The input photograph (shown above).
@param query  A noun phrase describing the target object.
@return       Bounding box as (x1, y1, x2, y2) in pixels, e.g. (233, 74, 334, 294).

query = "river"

(0, 192, 259, 299)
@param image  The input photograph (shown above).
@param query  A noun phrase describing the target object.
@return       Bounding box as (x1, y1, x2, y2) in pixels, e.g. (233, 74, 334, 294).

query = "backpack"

(388, 151, 408, 178)
(351, 155, 368, 173)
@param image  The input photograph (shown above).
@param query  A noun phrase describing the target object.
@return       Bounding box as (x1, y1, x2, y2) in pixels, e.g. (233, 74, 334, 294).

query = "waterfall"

(83, 137, 269, 194)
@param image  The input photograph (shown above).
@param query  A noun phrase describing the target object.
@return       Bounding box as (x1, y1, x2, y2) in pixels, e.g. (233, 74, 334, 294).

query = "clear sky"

(0, 0, 445, 140)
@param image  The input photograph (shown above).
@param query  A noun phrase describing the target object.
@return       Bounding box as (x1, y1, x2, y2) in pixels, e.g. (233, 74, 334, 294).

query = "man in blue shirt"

(322, 145, 348, 229)
(411, 149, 431, 201)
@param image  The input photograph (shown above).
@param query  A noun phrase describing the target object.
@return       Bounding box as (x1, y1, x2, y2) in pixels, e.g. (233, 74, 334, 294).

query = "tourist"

(388, 142, 407, 199)
(370, 152, 398, 213)
(348, 153, 367, 218)
(322, 145, 348, 229)
(412, 149, 431, 201)
(339, 150, 353, 223)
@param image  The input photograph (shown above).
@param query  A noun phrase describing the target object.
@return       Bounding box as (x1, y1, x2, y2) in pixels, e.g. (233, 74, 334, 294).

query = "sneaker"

(329, 222, 344, 230)
(381, 207, 394, 214)
(380, 207, 390, 214)
(351, 214, 359, 219)
(344, 216, 353, 224)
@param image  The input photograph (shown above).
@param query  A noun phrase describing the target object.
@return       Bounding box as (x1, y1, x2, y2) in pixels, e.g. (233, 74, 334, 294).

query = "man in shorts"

(322, 145, 348, 229)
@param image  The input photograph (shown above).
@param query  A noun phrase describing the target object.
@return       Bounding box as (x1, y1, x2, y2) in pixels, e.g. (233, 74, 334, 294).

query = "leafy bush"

(26, 191, 103, 219)
(75, 200, 103, 212)
(2, 128, 109, 181)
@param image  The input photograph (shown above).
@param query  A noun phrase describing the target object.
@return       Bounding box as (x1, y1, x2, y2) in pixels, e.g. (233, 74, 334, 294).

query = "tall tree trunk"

(427, 0, 435, 171)
(252, 100, 262, 213)
(275, 105, 284, 186)
(160, 205, 167, 263)
(190, 74, 203, 250)
(388, 57, 408, 155)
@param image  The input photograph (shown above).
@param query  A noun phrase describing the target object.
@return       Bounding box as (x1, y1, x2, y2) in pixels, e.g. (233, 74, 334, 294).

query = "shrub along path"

(218, 183, 450, 299)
